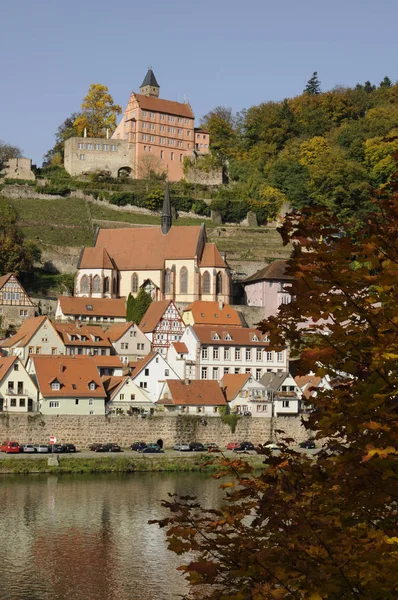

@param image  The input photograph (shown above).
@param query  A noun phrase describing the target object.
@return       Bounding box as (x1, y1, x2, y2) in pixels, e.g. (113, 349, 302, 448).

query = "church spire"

(140, 67, 160, 97)
(161, 182, 172, 235)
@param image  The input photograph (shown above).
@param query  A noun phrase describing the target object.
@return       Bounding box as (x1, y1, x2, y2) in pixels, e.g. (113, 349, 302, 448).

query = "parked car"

(35, 444, 49, 453)
(105, 443, 122, 452)
(173, 443, 191, 452)
(189, 442, 205, 452)
(64, 443, 77, 453)
(233, 441, 255, 452)
(299, 440, 316, 449)
(264, 442, 280, 450)
(1, 441, 20, 454)
(141, 446, 164, 454)
(51, 444, 67, 453)
(205, 443, 220, 452)
(225, 442, 240, 451)
(90, 443, 108, 452)
(242, 411, 252, 417)
(131, 441, 147, 452)
(22, 444, 37, 453)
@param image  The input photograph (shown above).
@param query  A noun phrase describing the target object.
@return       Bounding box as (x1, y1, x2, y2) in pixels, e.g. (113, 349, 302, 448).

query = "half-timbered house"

(0, 273, 36, 331)
(139, 300, 185, 356)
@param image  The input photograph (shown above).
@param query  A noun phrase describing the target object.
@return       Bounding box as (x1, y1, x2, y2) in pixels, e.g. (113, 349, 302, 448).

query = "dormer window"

(200, 313, 205, 317)
(94, 336, 101, 342)
(263, 335, 269, 342)
(212, 333, 220, 340)
(88, 382, 96, 391)
(51, 382, 60, 391)
(224, 333, 232, 341)
(81, 336, 88, 342)
(86, 305, 93, 311)
(214, 314, 219, 318)
(251, 334, 259, 342)
(71, 335, 78, 341)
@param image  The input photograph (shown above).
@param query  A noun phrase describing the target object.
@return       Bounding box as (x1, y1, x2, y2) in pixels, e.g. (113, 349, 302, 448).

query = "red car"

(225, 442, 240, 451)
(0, 441, 20, 454)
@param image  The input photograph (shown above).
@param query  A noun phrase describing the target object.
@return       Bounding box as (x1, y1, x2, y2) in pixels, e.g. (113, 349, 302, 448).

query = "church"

(75, 186, 231, 304)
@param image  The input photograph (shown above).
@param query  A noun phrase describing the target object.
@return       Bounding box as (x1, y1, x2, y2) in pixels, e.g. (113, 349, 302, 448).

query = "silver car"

(36, 444, 49, 453)
(22, 444, 36, 453)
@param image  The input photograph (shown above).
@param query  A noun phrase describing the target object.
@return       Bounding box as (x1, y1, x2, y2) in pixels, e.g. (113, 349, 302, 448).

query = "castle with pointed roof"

(75, 186, 231, 304)
(64, 68, 210, 181)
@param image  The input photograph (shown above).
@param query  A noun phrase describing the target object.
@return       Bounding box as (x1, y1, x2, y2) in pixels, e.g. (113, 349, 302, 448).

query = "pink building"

(242, 260, 293, 319)
(112, 68, 207, 182)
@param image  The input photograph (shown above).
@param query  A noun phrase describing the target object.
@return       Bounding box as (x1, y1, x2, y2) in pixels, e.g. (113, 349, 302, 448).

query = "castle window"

(150, 124, 155, 130)
(78, 143, 84, 149)
(132, 273, 138, 293)
(160, 138, 165, 144)
(92, 276, 100, 293)
(150, 112, 155, 118)
(202, 271, 210, 294)
(171, 152, 174, 161)
(160, 114, 165, 120)
(178, 141, 183, 148)
(103, 144, 109, 151)
(144, 146, 147, 151)
(110, 145, 117, 151)
(178, 118, 182, 123)
(180, 267, 188, 294)
(187, 143, 190, 149)
(160, 126, 165, 132)
(216, 272, 223, 295)
(86, 143, 93, 150)
(180, 154, 183, 162)
(164, 269, 171, 294)
(187, 130, 191, 136)
(160, 150, 164, 159)
(79, 154, 85, 160)
(80, 275, 89, 295)
(142, 111, 147, 117)
(150, 136, 155, 142)
(178, 129, 182, 134)
(94, 144, 101, 150)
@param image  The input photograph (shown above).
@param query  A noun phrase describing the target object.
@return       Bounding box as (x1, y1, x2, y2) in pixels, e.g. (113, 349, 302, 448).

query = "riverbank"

(0, 452, 267, 475)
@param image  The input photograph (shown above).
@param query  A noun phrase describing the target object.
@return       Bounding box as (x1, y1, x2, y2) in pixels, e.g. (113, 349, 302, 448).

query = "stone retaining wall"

(0, 414, 309, 448)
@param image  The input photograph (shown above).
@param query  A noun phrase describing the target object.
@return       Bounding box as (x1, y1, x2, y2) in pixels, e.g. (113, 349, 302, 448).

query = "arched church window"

(92, 275, 100, 293)
(132, 273, 138, 293)
(216, 271, 223, 295)
(202, 271, 210, 294)
(104, 277, 110, 293)
(165, 269, 171, 294)
(180, 267, 188, 294)
(80, 275, 89, 295)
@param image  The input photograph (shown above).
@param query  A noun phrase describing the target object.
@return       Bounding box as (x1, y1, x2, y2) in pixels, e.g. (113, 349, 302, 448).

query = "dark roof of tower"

(162, 182, 171, 218)
(140, 68, 160, 88)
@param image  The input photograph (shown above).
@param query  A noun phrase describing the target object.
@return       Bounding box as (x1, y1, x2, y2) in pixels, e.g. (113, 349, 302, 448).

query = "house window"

(10, 398, 16, 407)
(139, 382, 147, 389)
(35, 347, 41, 354)
(256, 349, 262, 361)
(51, 347, 57, 355)
(13, 363, 19, 371)
(28, 346, 34, 354)
(201, 367, 208, 379)
(165, 369, 169, 376)
(75, 399, 79, 405)
(234, 368, 241, 374)
(216, 272, 223, 295)
(282, 400, 290, 408)
(20, 309, 28, 317)
(267, 352, 273, 362)
(132, 273, 138, 293)
(224, 367, 229, 374)
(256, 405, 262, 412)
(277, 351, 283, 362)
(79, 154, 85, 160)
(130, 394, 135, 400)
(19, 398, 25, 407)
(49, 401, 59, 408)
(180, 267, 188, 294)
(256, 368, 262, 381)
(245, 348, 251, 361)
(235, 348, 241, 360)
(202, 271, 210, 294)
(212, 367, 219, 380)
(144, 368, 149, 376)
(213, 347, 219, 360)
(224, 348, 230, 360)
(202, 347, 208, 359)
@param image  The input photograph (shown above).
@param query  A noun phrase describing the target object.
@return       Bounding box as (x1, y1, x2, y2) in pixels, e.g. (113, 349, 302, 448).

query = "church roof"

(134, 93, 194, 119)
(140, 68, 160, 89)
(139, 300, 172, 333)
(79, 226, 226, 271)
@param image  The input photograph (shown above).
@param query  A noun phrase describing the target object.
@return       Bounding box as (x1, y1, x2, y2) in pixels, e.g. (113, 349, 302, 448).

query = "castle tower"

(140, 67, 160, 97)
(161, 182, 172, 235)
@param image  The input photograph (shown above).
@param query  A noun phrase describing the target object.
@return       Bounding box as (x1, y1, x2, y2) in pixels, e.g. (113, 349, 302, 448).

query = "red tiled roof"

(106, 322, 133, 342)
(1, 316, 48, 348)
(160, 379, 227, 406)
(183, 301, 241, 327)
(295, 375, 322, 399)
(101, 375, 126, 397)
(0, 356, 18, 382)
(200, 243, 227, 268)
(54, 323, 112, 348)
(139, 301, 172, 333)
(192, 325, 271, 347)
(58, 296, 126, 318)
(130, 352, 157, 379)
(90, 355, 124, 367)
(79, 227, 203, 270)
(134, 93, 194, 119)
(173, 342, 188, 354)
(243, 260, 294, 284)
(0, 273, 13, 289)
(32, 356, 106, 398)
(221, 373, 251, 402)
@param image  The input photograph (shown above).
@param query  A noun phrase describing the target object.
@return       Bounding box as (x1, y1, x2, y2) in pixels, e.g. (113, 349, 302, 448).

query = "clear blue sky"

(1, 0, 397, 166)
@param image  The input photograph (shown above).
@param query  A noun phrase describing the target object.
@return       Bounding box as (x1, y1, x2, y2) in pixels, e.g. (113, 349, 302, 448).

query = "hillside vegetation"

(202, 77, 398, 225)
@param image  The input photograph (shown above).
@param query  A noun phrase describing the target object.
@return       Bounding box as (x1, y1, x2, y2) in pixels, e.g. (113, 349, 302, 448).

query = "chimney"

(218, 299, 223, 310)
(59, 363, 63, 372)
(83, 128, 87, 138)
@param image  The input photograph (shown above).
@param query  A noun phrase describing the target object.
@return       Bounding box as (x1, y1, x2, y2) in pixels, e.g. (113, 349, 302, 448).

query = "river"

(0, 472, 227, 600)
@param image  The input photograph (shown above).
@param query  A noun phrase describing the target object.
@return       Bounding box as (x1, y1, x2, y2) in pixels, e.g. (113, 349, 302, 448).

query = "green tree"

(0, 198, 41, 275)
(126, 293, 136, 321)
(43, 112, 80, 166)
(379, 76, 393, 88)
(0, 140, 22, 170)
(201, 106, 236, 162)
(74, 84, 122, 138)
(154, 180, 398, 599)
(130, 288, 152, 324)
(304, 71, 321, 95)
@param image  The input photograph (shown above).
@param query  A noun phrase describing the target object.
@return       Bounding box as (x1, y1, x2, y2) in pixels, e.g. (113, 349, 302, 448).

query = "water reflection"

(0, 473, 226, 600)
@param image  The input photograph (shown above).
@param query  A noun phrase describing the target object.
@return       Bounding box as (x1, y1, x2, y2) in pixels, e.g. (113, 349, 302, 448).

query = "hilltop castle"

(64, 68, 210, 182)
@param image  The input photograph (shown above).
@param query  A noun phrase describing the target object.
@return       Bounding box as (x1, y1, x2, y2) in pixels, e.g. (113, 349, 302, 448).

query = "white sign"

(49, 435, 57, 445)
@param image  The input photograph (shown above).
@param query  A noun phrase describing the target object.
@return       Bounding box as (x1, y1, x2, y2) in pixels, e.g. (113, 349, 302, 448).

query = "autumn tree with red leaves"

(153, 172, 398, 599)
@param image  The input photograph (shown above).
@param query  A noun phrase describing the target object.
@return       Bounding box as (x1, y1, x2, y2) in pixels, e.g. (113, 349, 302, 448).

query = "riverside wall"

(0, 414, 309, 448)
